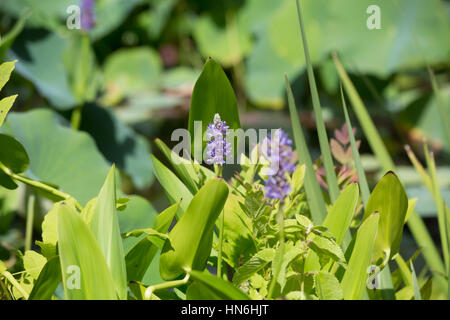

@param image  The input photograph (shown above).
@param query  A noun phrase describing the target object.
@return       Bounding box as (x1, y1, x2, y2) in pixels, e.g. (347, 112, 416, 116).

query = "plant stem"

(267, 206, 285, 299)
(8, 172, 83, 212)
(1, 271, 29, 299)
(217, 210, 225, 278)
(71, 105, 83, 130)
(25, 192, 35, 252)
(215, 164, 225, 278)
(144, 274, 190, 300)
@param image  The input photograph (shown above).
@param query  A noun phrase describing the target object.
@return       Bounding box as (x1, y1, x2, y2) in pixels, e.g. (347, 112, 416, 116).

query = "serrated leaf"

(315, 271, 343, 300)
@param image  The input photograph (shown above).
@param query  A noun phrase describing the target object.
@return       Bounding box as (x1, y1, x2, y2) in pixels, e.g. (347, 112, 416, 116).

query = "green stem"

(7, 171, 83, 212)
(144, 274, 190, 300)
(1, 271, 29, 299)
(214, 164, 225, 278)
(267, 207, 285, 299)
(25, 192, 35, 252)
(71, 105, 83, 130)
(217, 210, 225, 278)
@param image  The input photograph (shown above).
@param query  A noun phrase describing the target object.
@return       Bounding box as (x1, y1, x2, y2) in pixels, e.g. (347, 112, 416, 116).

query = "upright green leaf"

(188, 58, 240, 160)
(342, 212, 379, 300)
(0, 61, 16, 91)
(56, 202, 117, 299)
(285, 76, 327, 223)
(363, 172, 408, 266)
(323, 183, 359, 246)
(295, 0, 339, 202)
(0, 95, 17, 128)
(89, 165, 127, 300)
(159, 178, 229, 280)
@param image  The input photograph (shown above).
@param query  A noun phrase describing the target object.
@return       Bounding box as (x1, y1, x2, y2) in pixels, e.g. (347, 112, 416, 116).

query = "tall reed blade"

(295, 0, 339, 203)
(340, 86, 370, 206)
(285, 75, 327, 223)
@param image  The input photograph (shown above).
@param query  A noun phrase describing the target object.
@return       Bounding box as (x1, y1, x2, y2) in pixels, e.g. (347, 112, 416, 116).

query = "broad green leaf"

(232, 248, 275, 286)
(295, 0, 339, 202)
(315, 271, 343, 300)
(89, 165, 127, 300)
(28, 256, 61, 300)
(0, 95, 17, 127)
(159, 178, 229, 280)
(285, 76, 327, 223)
(1, 109, 111, 204)
(150, 155, 193, 216)
(126, 203, 178, 283)
(188, 270, 250, 300)
(10, 31, 76, 109)
(363, 172, 408, 265)
(188, 58, 240, 159)
(323, 183, 359, 245)
(342, 212, 379, 300)
(56, 202, 117, 300)
(309, 235, 346, 266)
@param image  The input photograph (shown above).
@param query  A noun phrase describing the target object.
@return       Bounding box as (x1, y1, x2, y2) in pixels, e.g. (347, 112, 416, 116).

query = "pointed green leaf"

(28, 256, 61, 300)
(0, 61, 16, 91)
(323, 183, 359, 246)
(150, 154, 193, 217)
(315, 271, 343, 300)
(89, 165, 127, 300)
(364, 172, 408, 265)
(56, 202, 117, 299)
(0, 95, 17, 127)
(342, 212, 379, 300)
(188, 58, 240, 160)
(159, 178, 229, 280)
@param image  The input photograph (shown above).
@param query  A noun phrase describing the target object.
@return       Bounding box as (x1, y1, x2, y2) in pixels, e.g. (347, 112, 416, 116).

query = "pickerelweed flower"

(81, 0, 96, 31)
(262, 129, 296, 200)
(205, 113, 231, 166)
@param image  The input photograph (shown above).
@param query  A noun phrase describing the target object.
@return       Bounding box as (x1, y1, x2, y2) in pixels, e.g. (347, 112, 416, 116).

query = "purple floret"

(263, 129, 296, 200)
(205, 114, 231, 166)
(81, 0, 96, 31)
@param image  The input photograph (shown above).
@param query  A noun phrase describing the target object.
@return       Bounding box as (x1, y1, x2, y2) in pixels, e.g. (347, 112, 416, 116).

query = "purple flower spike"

(81, 0, 96, 31)
(263, 129, 296, 200)
(205, 113, 231, 166)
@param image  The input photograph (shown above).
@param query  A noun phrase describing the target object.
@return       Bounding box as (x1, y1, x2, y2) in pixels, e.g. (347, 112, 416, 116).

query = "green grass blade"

(295, 0, 339, 203)
(89, 165, 127, 300)
(332, 53, 445, 282)
(410, 261, 422, 300)
(285, 75, 327, 223)
(425, 148, 449, 271)
(341, 212, 380, 300)
(340, 86, 370, 206)
(332, 53, 395, 172)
